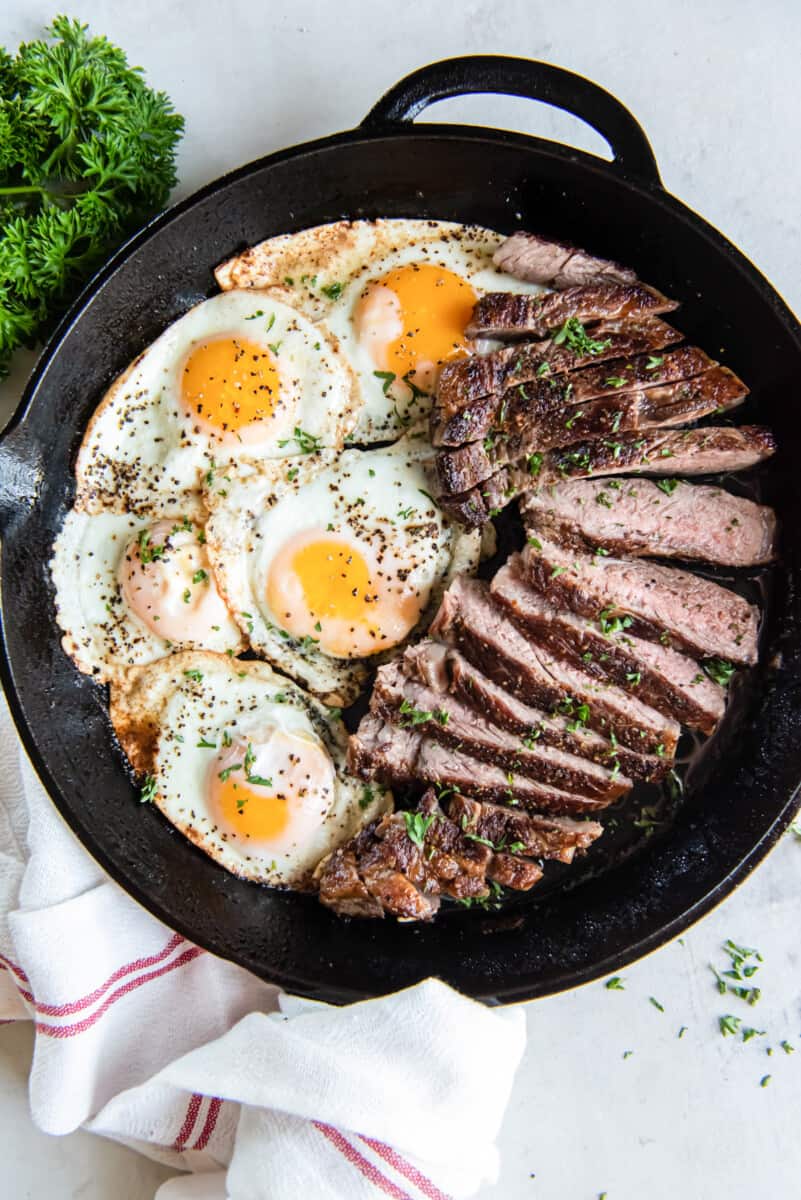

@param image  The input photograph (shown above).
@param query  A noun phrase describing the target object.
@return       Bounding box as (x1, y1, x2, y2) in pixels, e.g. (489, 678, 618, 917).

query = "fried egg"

(202, 434, 482, 704)
(75, 290, 357, 514)
(215, 219, 543, 440)
(110, 651, 391, 886)
(52, 509, 244, 681)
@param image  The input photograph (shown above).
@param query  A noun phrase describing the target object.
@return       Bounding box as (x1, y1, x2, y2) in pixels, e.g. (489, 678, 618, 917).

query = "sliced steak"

(371, 658, 630, 800)
(403, 641, 668, 782)
(491, 559, 725, 733)
(448, 793, 603, 865)
(349, 714, 613, 814)
(520, 477, 777, 567)
(440, 426, 777, 527)
(493, 231, 638, 289)
(317, 792, 492, 921)
(436, 366, 747, 493)
(466, 283, 678, 340)
(518, 537, 759, 664)
(433, 318, 682, 445)
(429, 575, 679, 756)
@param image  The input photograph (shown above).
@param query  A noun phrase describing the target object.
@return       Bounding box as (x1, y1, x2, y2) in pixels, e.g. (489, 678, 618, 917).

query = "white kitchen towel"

(0, 688, 526, 1198)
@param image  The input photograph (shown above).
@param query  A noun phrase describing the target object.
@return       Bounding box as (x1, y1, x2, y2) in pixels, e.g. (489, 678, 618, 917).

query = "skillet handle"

(361, 55, 661, 186)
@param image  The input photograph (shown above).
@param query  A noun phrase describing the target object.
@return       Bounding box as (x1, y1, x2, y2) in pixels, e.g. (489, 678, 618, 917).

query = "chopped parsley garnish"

(550, 565, 567, 579)
(626, 671, 641, 687)
(645, 355, 664, 370)
(265, 312, 276, 333)
(528, 535, 542, 550)
(536, 360, 552, 378)
(140, 775, 157, 803)
(244, 310, 264, 320)
(598, 608, 633, 636)
(183, 669, 203, 682)
(320, 281, 344, 300)
(192, 569, 208, 585)
(268, 341, 282, 355)
(278, 426, 323, 454)
(397, 505, 417, 520)
(656, 478, 679, 496)
(596, 490, 612, 508)
(359, 785, 374, 811)
(398, 699, 448, 727)
(704, 658, 736, 687)
(527, 451, 544, 477)
(564, 408, 584, 430)
(373, 370, 396, 395)
(287, 466, 299, 482)
(138, 529, 165, 564)
(218, 763, 243, 783)
(605, 376, 627, 389)
(551, 318, 611, 357)
(197, 737, 216, 749)
(402, 810, 437, 849)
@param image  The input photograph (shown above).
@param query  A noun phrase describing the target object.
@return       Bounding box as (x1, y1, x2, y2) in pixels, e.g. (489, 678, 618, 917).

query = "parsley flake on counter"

(605, 976, 625, 990)
(649, 996, 665, 1012)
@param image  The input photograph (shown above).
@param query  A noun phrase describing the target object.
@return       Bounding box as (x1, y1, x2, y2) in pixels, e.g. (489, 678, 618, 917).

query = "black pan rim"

(2, 118, 801, 1004)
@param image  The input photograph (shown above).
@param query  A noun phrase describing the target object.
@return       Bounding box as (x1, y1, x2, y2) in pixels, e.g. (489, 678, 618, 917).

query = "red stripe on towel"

(35, 946, 204, 1038)
(173, 1092, 204, 1151)
(34, 933, 186, 1017)
(360, 1137, 453, 1200)
(193, 1096, 223, 1150)
(314, 1121, 413, 1199)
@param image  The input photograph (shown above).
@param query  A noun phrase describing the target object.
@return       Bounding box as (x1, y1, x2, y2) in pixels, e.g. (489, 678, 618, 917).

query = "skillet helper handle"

(362, 55, 661, 186)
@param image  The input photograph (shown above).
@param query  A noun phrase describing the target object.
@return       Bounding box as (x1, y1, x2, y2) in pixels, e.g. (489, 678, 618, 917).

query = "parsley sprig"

(0, 17, 184, 377)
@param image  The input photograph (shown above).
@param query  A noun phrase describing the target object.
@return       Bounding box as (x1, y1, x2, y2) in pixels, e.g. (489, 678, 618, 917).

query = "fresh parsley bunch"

(0, 15, 184, 377)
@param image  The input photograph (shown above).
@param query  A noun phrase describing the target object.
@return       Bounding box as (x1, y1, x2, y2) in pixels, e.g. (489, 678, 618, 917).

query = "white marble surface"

(1, 1, 800, 1197)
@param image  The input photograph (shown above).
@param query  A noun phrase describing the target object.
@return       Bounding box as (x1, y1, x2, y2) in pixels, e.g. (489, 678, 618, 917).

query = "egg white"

(215, 218, 544, 441)
(51, 508, 244, 682)
(74, 290, 358, 515)
(202, 434, 482, 705)
(110, 652, 391, 887)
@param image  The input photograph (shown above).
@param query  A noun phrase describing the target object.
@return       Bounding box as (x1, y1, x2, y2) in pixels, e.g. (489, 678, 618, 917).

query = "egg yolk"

(181, 336, 280, 436)
(265, 530, 424, 658)
(355, 263, 476, 387)
(118, 519, 233, 644)
(208, 727, 334, 848)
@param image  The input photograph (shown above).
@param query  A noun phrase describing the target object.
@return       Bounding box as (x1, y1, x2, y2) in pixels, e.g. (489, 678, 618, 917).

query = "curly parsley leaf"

(0, 17, 184, 377)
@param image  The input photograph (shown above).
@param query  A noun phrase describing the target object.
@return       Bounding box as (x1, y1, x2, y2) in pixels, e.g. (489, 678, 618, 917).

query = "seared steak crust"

(440, 426, 777, 527)
(520, 478, 777, 567)
(433, 318, 682, 445)
(402, 641, 667, 782)
(371, 658, 630, 800)
(492, 231, 638, 289)
(465, 283, 679, 340)
(316, 790, 604, 920)
(436, 365, 747, 494)
(429, 576, 680, 756)
(350, 713, 613, 814)
(491, 559, 725, 733)
(518, 538, 759, 665)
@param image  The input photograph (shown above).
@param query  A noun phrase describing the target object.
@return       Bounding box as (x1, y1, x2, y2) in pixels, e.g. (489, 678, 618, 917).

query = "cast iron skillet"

(1, 57, 800, 1005)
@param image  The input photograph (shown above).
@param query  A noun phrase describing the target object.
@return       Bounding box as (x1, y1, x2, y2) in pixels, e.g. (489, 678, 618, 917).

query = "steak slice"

(371, 658, 630, 800)
(491, 559, 725, 733)
(349, 714, 614, 814)
(493, 231, 638, 289)
(317, 792, 493, 921)
(448, 793, 603, 865)
(520, 478, 777, 567)
(429, 575, 679, 756)
(440, 426, 777, 527)
(466, 283, 679, 340)
(403, 641, 668, 782)
(433, 318, 682, 445)
(436, 366, 747, 493)
(518, 537, 759, 664)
